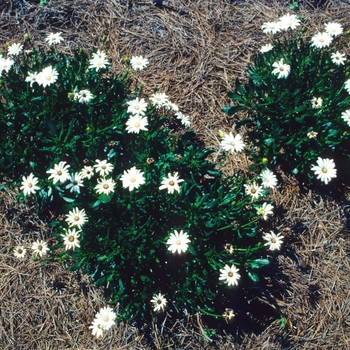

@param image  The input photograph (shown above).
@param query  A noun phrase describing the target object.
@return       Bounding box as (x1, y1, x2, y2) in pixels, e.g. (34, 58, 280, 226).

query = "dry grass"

(1, 0, 350, 348)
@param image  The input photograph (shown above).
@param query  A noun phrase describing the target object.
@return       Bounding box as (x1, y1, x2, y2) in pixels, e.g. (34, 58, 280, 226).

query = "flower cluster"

(89, 306, 117, 338)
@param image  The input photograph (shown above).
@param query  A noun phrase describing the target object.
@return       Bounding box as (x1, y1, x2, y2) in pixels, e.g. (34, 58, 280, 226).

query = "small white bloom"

(65, 207, 88, 229)
(331, 51, 346, 66)
(36, 66, 59, 87)
(257, 202, 274, 220)
(47, 161, 71, 184)
(65, 172, 84, 194)
(175, 112, 191, 127)
(341, 109, 350, 126)
(31, 240, 49, 257)
(311, 157, 337, 184)
(45, 32, 63, 45)
(89, 50, 109, 71)
(278, 13, 301, 30)
(244, 181, 264, 200)
(62, 228, 81, 251)
(261, 21, 281, 34)
(94, 159, 113, 177)
(25, 72, 39, 87)
(0, 56, 15, 75)
(220, 132, 245, 153)
(13, 245, 27, 259)
(125, 115, 148, 133)
(260, 43, 273, 53)
(307, 131, 318, 139)
(159, 172, 184, 194)
(95, 178, 116, 196)
(130, 55, 149, 70)
(151, 293, 167, 312)
(260, 169, 278, 188)
(20, 173, 40, 196)
(310, 32, 333, 49)
(8, 43, 23, 56)
(166, 230, 191, 254)
(76, 89, 93, 103)
(95, 306, 117, 330)
(126, 97, 148, 116)
(345, 79, 350, 94)
(120, 166, 145, 191)
(165, 101, 179, 112)
(80, 165, 94, 180)
(272, 58, 291, 79)
(219, 264, 241, 287)
(89, 318, 104, 338)
(325, 22, 343, 37)
(150, 92, 169, 108)
(310, 97, 323, 109)
(263, 231, 284, 251)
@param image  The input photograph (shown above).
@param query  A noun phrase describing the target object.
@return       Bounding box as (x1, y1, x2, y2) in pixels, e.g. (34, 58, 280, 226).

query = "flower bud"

(123, 56, 130, 64)
(262, 158, 268, 164)
(24, 33, 30, 41)
(101, 35, 107, 43)
(218, 130, 225, 138)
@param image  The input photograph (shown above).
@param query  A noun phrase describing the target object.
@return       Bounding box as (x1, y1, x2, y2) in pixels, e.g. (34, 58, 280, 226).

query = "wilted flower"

(45, 32, 63, 45)
(159, 172, 184, 194)
(65, 207, 88, 229)
(272, 58, 290, 79)
(311, 157, 337, 184)
(62, 228, 81, 251)
(278, 13, 301, 30)
(65, 172, 84, 194)
(36, 66, 59, 87)
(13, 245, 27, 259)
(263, 231, 284, 251)
(94, 159, 113, 177)
(331, 51, 346, 66)
(260, 43, 273, 53)
(220, 132, 245, 153)
(151, 293, 167, 312)
(95, 178, 116, 196)
(130, 55, 149, 70)
(125, 115, 148, 133)
(47, 161, 71, 184)
(324, 22, 343, 37)
(167, 230, 191, 254)
(126, 97, 148, 116)
(120, 166, 145, 191)
(310, 32, 333, 49)
(223, 308, 235, 323)
(8, 43, 23, 56)
(257, 202, 274, 220)
(20, 173, 40, 196)
(261, 21, 281, 34)
(31, 240, 49, 257)
(219, 264, 241, 286)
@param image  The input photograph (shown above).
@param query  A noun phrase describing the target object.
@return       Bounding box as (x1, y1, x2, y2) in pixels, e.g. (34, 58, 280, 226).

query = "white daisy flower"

(261, 21, 282, 34)
(166, 230, 191, 254)
(125, 114, 148, 133)
(151, 293, 167, 312)
(219, 264, 241, 287)
(257, 202, 274, 220)
(31, 240, 49, 258)
(244, 181, 264, 200)
(175, 112, 191, 127)
(278, 13, 301, 30)
(310, 32, 333, 49)
(20, 173, 40, 196)
(25, 72, 39, 87)
(95, 178, 116, 196)
(8, 43, 23, 56)
(311, 157, 337, 184)
(307, 131, 318, 139)
(94, 159, 113, 177)
(47, 161, 71, 184)
(165, 101, 179, 112)
(65, 172, 84, 194)
(76, 89, 93, 103)
(263, 231, 284, 251)
(260, 169, 278, 188)
(120, 166, 145, 191)
(89, 318, 104, 338)
(126, 97, 148, 116)
(0, 56, 15, 75)
(65, 207, 88, 229)
(272, 58, 291, 79)
(310, 97, 323, 109)
(45, 32, 63, 45)
(62, 228, 81, 251)
(13, 245, 27, 259)
(345, 79, 350, 94)
(220, 132, 245, 153)
(130, 55, 149, 70)
(331, 51, 346, 66)
(159, 172, 184, 194)
(324, 22, 343, 37)
(89, 50, 109, 71)
(36, 66, 59, 87)
(341, 109, 350, 126)
(80, 165, 94, 180)
(150, 92, 169, 108)
(260, 43, 273, 53)
(95, 306, 117, 330)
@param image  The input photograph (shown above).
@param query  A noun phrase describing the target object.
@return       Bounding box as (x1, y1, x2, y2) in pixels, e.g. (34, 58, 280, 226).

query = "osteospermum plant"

(4, 33, 285, 325)
(224, 13, 350, 186)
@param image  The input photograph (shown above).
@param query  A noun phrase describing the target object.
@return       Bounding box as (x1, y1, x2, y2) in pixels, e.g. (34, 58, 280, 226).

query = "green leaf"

(249, 258, 271, 269)
(99, 193, 111, 203)
(247, 270, 260, 282)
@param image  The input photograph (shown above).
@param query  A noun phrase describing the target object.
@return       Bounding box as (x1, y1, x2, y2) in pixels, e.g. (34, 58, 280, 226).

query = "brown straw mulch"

(1, 0, 350, 348)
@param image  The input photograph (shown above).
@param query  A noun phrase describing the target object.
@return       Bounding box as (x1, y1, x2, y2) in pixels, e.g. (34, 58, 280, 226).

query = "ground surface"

(1, 0, 350, 349)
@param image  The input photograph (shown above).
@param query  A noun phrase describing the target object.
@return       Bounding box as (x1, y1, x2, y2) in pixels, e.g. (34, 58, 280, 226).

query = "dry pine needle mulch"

(1, 0, 350, 349)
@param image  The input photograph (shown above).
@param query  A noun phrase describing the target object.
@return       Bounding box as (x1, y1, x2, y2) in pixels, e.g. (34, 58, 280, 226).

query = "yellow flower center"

(74, 216, 80, 221)
(102, 165, 106, 170)
(38, 245, 42, 251)
(135, 106, 140, 110)
(176, 240, 181, 245)
(251, 188, 256, 194)
(322, 167, 328, 173)
(18, 249, 23, 254)
(279, 67, 284, 71)
(103, 315, 109, 322)
(103, 184, 109, 189)
(157, 299, 162, 304)
(271, 238, 276, 243)
(68, 236, 75, 242)
(135, 122, 140, 128)
(57, 171, 62, 176)
(130, 177, 136, 183)
(228, 272, 233, 277)
(230, 142, 235, 146)
(46, 75, 52, 81)
(169, 180, 175, 186)
(28, 183, 33, 188)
